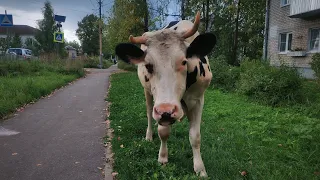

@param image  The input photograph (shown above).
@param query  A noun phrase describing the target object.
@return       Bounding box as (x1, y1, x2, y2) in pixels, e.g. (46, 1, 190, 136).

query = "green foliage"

(237, 60, 304, 106)
(83, 56, 113, 69)
(210, 55, 240, 91)
(117, 61, 137, 71)
(105, 0, 145, 55)
(311, 53, 320, 82)
(10, 34, 22, 48)
(0, 59, 84, 119)
(24, 38, 41, 56)
(0, 59, 84, 77)
(35, 1, 57, 54)
(108, 72, 320, 180)
(76, 14, 99, 56)
(182, 0, 266, 64)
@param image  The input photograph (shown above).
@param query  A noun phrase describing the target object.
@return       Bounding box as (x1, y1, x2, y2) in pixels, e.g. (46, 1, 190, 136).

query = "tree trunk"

(143, 0, 148, 32)
(181, 0, 185, 20)
(232, 0, 241, 66)
(205, 0, 209, 31)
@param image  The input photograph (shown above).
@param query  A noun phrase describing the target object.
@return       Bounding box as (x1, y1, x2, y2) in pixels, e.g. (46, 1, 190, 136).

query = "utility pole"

(98, 0, 103, 69)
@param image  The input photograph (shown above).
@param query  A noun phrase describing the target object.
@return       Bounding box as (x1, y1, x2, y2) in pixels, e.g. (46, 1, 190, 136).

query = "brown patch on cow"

(144, 75, 149, 82)
(145, 63, 154, 74)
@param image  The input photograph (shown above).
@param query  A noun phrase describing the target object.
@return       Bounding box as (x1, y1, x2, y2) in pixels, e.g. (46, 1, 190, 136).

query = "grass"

(107, 72, 320, 180)
(0, 60, 84, 119)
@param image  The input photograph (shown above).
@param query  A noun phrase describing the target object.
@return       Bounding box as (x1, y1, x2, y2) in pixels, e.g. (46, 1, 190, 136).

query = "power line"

(149, 7, 180, 17)
(90, 0, 97, 8)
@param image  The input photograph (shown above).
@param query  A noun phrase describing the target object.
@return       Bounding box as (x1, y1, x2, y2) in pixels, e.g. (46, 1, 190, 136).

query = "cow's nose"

(161, 112, 172, 119)
(154, 103, 178, 117)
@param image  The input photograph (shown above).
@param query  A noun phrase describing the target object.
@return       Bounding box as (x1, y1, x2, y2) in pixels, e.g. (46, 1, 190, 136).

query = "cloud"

(64, 29, 80, 44)
(0, 6, 80, 44)
(0, 6, 42, 28)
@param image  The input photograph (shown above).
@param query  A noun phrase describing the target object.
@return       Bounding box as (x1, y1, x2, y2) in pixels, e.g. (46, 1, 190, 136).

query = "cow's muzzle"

(153, 103, 180, 126)
(159, 112, 176, 126)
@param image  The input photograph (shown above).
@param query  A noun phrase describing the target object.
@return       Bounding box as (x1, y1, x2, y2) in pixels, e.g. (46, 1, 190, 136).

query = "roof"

(0, 25, 39, 35)
(65, 45, 76, 51)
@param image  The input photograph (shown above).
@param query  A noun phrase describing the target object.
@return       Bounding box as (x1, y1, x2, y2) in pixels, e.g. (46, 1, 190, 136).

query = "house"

(0, 25, 39, 47)
(65, 45, 77, 59)
(264, 0, 320, 79)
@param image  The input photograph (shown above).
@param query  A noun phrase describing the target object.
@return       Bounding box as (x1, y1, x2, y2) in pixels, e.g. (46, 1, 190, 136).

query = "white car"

(6, 48, 33, 59)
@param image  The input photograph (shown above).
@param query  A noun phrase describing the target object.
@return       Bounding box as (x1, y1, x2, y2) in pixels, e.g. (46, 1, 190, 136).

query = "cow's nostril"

(161, 112, 172, 119)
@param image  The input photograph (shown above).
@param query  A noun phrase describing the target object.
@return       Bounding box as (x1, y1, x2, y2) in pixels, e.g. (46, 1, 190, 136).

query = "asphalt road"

(0, 66, 118, 180)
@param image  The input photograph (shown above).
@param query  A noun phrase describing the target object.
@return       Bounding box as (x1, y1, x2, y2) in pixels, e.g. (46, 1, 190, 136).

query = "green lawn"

(108, 72, 320, 180)
(0, 71, 79, 119)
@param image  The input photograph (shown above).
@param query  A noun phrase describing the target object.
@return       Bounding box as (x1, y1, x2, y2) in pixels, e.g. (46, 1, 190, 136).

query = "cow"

(115, 12, 216, 177)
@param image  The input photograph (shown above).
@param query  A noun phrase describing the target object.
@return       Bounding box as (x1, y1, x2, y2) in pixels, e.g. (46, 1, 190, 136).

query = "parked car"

(6, 48, 33, 59)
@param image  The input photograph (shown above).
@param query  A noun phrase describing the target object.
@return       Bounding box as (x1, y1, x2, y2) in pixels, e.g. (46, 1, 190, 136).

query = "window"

(281, 0, 290, 7)
(309, 28, 320, 51)
(279, 33, 292, 52)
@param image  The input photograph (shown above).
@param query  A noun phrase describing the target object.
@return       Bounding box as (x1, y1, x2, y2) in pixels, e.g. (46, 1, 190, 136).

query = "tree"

(65, 40, 80, 50)
(25, 38, 41, 56)
(76, 14, 99, 56)
(35, 1, 57, 54)
(0, 35, 12, 53)
(10, 34, 22, 48)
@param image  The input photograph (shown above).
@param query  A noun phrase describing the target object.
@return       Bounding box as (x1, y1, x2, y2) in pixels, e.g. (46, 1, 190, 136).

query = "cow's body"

(115, 13, 215, 177)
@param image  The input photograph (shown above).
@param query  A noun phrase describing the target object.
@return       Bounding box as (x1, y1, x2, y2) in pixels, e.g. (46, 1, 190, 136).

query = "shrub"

(83, 56, 113, 69)
(210, 55, 240, 91)
(117, 61, 137, 71)
(0, 59, 85, 77)
(237, 60, 303, 106)
(311, 53, 320, 82)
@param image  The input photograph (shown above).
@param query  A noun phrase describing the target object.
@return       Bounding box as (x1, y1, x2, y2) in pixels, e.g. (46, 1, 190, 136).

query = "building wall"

(267, 0, 320, 78)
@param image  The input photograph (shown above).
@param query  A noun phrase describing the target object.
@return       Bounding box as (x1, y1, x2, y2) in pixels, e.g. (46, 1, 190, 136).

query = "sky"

(0, 0, 115, 44)
(0, 0, 179, 44)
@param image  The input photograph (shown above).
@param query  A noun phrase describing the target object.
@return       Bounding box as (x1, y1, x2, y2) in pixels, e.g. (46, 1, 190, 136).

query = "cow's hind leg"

(145, 89, 153, 141)
(158, 125, 170, 164)
(187, 95, 207, 177)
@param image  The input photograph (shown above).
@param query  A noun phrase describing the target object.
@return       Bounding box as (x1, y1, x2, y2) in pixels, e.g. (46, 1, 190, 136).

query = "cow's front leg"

(158, 125, 170, 164)
(187, 96, 207, 177)
(145, 89, 153, 141)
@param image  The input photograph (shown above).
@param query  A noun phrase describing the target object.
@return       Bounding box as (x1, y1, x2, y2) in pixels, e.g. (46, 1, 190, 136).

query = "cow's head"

(115, 12, 216, 126)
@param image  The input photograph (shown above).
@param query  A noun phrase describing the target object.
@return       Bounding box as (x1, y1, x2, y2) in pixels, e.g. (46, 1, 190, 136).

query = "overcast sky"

(0, 0, 114, 44)
(0, 0, 179, 44)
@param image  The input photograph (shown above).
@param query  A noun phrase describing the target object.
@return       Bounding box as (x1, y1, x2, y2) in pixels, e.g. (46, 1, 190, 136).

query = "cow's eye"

(182, 60, 187, 65)
(145, 63, 154, 74)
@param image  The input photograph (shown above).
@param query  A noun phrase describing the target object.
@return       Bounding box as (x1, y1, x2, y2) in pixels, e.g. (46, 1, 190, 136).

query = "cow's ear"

(115, 43, 145, 64)
(186, 33, 216, 58)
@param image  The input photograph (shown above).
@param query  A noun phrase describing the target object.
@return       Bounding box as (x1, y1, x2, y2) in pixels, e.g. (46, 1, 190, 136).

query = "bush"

(83, 56, 113, 69)
(237, 60, 304, 106)
(210, 55, 240, 91)
(311, 53, 320, 82)
(117, 61, 137, 71)
(0, 59, 85, 78)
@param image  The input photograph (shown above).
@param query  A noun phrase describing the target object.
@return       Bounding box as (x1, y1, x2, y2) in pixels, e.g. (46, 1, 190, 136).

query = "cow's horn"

(182, 11, 200, 39)
(129, 35, 147, 44)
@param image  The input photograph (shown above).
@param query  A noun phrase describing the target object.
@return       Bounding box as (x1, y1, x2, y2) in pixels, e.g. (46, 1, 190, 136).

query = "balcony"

(290, 0, 320, 18)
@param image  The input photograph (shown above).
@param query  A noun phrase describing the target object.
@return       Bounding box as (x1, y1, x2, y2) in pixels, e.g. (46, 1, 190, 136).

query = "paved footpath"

(0, 65, 118, 180)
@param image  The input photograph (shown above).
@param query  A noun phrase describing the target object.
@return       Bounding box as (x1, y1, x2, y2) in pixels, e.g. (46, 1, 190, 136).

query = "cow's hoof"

(198, 170, 208, 178)
(195, 166, 207, 178)
(146, 130, 153, 141)
(145, 134, 153, 141)
(158, 156, 168, 165)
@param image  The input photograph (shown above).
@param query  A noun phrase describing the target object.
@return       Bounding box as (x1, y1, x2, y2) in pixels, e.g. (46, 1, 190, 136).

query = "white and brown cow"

(115, 12, 216, 177)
